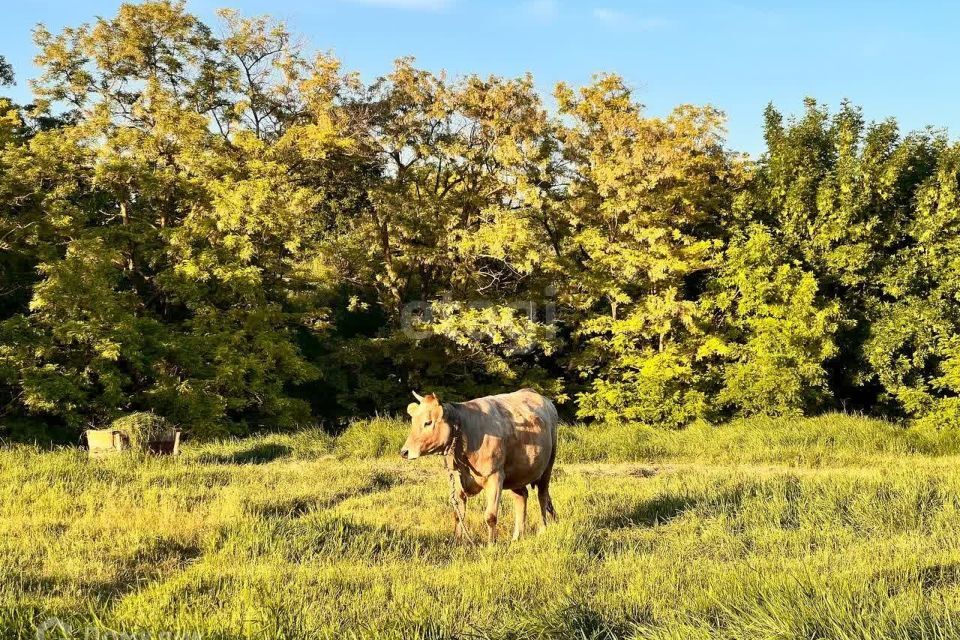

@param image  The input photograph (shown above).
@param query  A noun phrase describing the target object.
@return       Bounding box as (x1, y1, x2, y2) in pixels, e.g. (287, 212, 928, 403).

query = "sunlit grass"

(5, 414, 960, 638)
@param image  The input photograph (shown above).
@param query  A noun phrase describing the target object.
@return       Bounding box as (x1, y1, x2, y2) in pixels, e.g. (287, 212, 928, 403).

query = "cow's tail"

(536, 398, 559, 521)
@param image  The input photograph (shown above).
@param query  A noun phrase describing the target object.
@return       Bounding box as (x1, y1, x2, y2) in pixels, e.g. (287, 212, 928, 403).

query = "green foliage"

(710, 227, 839, 416)
(864, 144, 960, 419)
(556, 78, 743, 427)
(0, 56, 13, 87)
(4, 2, 960, 438)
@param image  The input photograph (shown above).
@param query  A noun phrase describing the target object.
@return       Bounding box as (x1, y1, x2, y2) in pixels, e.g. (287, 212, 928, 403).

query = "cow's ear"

(406, 402, 419, 417)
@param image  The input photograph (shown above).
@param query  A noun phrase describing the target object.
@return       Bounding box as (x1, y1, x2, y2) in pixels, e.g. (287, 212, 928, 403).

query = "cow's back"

(456, 389, 558, 490)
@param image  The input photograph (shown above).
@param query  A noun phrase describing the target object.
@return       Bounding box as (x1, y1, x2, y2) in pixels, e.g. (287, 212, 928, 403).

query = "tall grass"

(331, 412, 960, 465)
(5, 414, 960, 638)
(557, 413, 959, 465)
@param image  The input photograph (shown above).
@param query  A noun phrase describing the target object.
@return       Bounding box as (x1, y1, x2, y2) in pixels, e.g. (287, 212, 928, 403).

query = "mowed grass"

(5, 414, 960, 638)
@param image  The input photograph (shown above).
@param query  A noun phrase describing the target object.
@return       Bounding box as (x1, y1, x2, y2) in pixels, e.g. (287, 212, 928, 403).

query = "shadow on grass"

(917, 562, 960, 589)
(873, 561, 960, 596)
(101, 539, 203, 599)
(246, 471, 400, 518)
(9, 573, 59, 597)
(595, 483, 751, 532)
(198, 443, 292, 465)
(15, 538, 202, 610)
(297, 515, 443, 560)
(214, 511, 447, 563)
(580, 491, 710, 560)
(595, 493, 702, 530)
(504, 600, 633, 640)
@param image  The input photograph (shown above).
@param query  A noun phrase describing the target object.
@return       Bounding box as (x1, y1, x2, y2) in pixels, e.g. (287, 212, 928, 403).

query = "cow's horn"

(412, 391, 425, 402)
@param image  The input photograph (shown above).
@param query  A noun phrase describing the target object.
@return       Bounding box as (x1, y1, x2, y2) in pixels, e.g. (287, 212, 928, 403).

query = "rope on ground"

(447, 463, 476, 546)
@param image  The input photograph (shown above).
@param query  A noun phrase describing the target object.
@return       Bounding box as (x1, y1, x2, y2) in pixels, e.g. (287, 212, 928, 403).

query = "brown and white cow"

(400, 388, 559, 544)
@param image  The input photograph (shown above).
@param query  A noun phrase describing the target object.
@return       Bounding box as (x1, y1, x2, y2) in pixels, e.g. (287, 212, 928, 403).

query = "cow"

(400, 388, 559, 545)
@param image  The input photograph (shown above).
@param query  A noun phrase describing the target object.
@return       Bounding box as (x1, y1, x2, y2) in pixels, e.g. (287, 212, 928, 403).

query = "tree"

(0, 56, 13, 87)
(0, 2, 343, 435)
(554, 75, 744, 426)
(746, 99, 942, 413)
(709, 227, 838, 416)
(5, 1, 960, 439)
(866, 143, 960, 421)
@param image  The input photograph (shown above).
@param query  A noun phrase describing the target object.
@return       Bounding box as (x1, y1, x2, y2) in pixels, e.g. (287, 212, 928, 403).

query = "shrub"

(335, 417, 408, 459)
(905, 399, 960, 455)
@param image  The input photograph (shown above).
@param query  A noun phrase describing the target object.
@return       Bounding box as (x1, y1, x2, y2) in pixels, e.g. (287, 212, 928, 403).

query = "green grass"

(5, 413, 960, 638)
(332, 411, 960, 465)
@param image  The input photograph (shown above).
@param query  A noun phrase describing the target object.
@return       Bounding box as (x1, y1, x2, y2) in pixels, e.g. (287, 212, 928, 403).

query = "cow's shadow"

(213, 512, 447, 563)
(595, 485, 746, 531)
(586, 491, 722, 559)
(246, 472, 400, 518)
(595, 493, 701, 530)
(199, 443, 292, 465)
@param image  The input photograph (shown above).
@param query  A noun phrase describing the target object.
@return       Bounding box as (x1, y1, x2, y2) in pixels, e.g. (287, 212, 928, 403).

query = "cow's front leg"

(510, 487, 528, 541)
(484, 472, 504, 545)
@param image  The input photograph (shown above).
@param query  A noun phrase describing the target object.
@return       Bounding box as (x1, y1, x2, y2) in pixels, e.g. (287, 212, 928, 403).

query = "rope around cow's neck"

(442, 414, 476, 545)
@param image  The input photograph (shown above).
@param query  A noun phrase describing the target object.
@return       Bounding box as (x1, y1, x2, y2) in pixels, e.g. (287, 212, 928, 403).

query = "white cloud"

(592, 7, 670, 31)
(592, 7, 622, 23)
(522, 0, 559, 23)
(340, 0, 454, 10)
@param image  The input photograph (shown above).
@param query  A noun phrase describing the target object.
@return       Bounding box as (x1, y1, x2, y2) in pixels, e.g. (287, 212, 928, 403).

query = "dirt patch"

(566, 463, 663, 478)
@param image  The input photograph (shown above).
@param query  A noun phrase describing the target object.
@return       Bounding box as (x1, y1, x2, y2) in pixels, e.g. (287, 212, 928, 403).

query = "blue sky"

(2, 0, 957, 155)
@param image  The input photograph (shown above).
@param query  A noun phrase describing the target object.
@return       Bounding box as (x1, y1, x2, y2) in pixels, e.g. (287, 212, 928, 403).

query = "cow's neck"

(442, 403, 473, 470)
(441, 403, 461, 457)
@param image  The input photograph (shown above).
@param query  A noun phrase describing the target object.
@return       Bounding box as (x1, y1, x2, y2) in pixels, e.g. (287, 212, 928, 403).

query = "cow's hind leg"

(510, 487, 528, 541)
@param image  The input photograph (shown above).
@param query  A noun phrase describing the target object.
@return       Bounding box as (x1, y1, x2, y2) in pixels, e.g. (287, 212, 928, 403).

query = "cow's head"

(400, 391, 449, 460)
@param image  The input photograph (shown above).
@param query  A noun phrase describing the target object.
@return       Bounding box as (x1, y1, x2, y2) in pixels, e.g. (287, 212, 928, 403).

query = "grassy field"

(6, 414, 960, 638)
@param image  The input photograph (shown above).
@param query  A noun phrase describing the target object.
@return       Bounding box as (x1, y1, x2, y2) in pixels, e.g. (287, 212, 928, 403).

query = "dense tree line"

(1, 2, 958, 440)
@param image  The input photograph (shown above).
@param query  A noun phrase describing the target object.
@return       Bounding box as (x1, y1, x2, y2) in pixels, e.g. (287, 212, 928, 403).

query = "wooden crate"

(86, 427, 181, 457)
(146, 429, 182, 456)
(85, 429, 129, 458)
